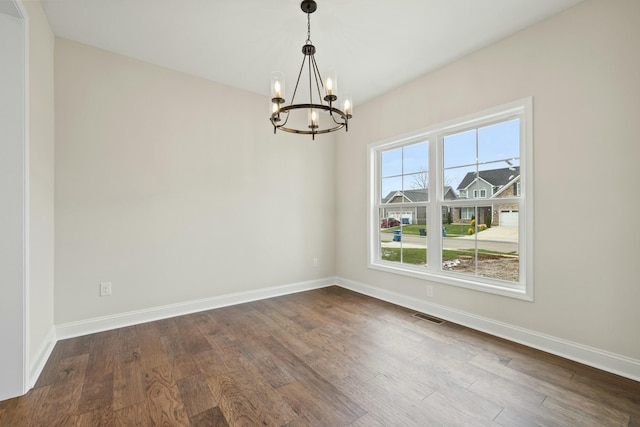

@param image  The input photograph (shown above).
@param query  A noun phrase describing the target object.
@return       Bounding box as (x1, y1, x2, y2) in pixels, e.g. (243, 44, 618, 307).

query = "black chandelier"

(270, 0, 352, 140)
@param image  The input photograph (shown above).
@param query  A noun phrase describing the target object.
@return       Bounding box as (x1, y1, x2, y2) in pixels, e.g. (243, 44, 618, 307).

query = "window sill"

(368, 260, 532, 301)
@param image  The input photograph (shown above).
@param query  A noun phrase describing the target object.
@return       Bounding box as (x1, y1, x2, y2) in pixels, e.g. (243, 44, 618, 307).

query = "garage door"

(500, 210, 519, 226)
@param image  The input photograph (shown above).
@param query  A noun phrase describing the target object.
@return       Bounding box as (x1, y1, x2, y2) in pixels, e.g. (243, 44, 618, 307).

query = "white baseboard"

(29, 326, 56, 389)
(56, 278, 334, 340)
(51, 276, 640, 382)
(334, 276, 640, 382)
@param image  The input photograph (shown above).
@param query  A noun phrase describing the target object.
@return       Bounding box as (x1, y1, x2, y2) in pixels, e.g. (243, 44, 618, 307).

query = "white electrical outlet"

(100, 282, 112, 296)
(426, 285, 434, 298)
(313, 258, 319, 267)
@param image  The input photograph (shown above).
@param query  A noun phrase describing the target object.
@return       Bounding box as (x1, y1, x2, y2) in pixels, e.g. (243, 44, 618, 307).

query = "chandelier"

(270, 0, 352, 140)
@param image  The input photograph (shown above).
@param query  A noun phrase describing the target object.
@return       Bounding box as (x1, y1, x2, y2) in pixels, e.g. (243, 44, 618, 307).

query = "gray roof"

(383, 189, 428, 203)
(457, 166, 520, 190)
(382, 187, 456, 203)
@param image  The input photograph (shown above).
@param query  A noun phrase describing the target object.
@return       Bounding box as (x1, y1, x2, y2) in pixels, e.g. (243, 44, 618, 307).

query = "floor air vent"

(412, 312, 445, 325)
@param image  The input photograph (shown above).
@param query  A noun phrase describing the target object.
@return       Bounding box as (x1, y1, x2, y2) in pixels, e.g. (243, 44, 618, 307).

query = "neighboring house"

(455, 166, 520, 226)
(381, 187, 456, 225)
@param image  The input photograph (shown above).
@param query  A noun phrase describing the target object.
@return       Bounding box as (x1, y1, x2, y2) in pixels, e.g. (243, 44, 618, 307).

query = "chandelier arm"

(279, 108, 291, 127)
(310, 55, 326, 107)
(290, 54, 308, 106)
(308, 52, 313, 105)
(329, 110, 345, 126)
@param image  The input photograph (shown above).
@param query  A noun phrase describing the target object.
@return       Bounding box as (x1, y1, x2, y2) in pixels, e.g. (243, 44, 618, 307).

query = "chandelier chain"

(306, 12, 311, 44)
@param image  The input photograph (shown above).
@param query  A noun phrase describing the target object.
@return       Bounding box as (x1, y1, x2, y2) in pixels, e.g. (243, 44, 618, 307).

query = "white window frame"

(367, 97, 534, 300)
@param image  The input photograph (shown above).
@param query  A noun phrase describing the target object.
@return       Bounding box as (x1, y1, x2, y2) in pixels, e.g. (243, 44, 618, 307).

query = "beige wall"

(54, 39, 336, 324)
(335, 0, 640, 360)
(24, 0, 55, 379)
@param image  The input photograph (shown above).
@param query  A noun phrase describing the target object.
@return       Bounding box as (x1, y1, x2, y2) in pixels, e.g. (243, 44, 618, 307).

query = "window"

(461, 207, 474, 220)
(473, 189, 487, 198)
(368, 98, 533, 300)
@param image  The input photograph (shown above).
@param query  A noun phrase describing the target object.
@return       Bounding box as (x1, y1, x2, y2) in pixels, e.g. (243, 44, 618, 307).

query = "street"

(381, 226, 519, 253)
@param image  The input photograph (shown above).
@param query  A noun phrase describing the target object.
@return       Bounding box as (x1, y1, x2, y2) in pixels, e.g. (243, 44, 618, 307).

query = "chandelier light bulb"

(274, 81, 281, 99)
(309, 109, 319, 128)
(343, 96, 353, 119)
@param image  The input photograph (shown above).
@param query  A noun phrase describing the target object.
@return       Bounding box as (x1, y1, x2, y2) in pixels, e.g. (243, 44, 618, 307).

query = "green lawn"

(381, 223, 479, 237)
(381, 248, 511, 265)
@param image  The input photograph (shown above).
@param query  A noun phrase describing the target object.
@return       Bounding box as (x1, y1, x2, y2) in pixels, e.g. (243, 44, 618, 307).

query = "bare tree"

(409, 167, 457, 191)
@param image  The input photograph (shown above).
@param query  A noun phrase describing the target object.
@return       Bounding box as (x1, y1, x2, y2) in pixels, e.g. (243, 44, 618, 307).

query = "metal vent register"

(412, 312, 446, 325)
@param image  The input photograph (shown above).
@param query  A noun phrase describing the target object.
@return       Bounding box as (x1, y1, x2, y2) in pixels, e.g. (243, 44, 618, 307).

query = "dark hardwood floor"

(1, 286, 639, 426)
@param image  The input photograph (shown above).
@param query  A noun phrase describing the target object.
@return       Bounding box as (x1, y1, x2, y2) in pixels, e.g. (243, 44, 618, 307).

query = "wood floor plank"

(0, 385, 50, 426)
(113, 402, 151, 427)
(75, 405, 113, 427)
(197, 336, 300, 426)
(420, 390, 501, 426)
(175, 374, 217, 418)
(541, 396, 630, 426)
(2, 286, 638, 426)
(112, 349, 146, 411)
(188, 406, 229, 427)
(143, 364, 189, 426)
(31, 354, 89, 426)
(137, 323, 169, 371)
(171, 352, 201, 380)
(174, 314, 213, 355)
(77, 372, 114, 414)
(467, 375, 547, 412)
(495, 405, 563, 427)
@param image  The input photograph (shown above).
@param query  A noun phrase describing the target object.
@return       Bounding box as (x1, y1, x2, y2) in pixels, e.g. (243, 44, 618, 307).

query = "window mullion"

(427, 134, 440, 270)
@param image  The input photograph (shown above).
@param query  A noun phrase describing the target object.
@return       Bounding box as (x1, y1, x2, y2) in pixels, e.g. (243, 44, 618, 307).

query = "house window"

(368, 98, 533, 300)
(461, 207, 474, 220)
(473, 189, 487, 198)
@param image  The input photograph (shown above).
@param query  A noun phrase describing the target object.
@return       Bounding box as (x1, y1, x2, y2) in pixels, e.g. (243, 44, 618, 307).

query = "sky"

(381, 118, 520, 199)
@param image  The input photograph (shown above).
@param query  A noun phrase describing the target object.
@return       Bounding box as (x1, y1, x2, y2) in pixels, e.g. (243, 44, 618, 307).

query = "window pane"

(478, 119, 521, 198)
(379, 208, 427, 267)
(381, 148, 402, 178)
(403, 141, 428, 174)
(442, 205, 519, 283)
(444, 129, 476, 168)
(477, 119, 520, 165)
(381, 176, 402, 203)
(444, 164, 476, 200)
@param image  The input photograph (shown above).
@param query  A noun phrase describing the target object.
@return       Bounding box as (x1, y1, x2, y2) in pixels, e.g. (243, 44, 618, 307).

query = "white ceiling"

(41, 0, 583, 104)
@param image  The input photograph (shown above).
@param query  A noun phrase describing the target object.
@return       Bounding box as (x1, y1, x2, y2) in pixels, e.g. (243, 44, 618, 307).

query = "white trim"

(334, 277, 640, 382)
(28, 326, 55, 389)
(56, 278, 334, 340)
(17, 0, 30, 396)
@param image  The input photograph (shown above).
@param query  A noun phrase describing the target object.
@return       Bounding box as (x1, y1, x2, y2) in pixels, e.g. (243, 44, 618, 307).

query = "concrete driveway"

(457, 226, 518, 242)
